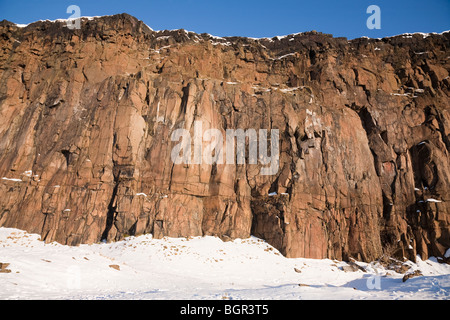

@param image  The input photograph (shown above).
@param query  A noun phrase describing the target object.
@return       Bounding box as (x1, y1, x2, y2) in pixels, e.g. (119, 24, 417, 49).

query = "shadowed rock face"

(0, 14, 448, 261)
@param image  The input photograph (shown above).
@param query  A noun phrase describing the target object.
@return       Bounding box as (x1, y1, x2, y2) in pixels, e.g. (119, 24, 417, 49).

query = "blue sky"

(1, 0, 449, 39)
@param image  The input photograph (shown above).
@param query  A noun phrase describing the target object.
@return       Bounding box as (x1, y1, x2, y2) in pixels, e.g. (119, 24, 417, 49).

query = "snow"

(207, 34, 225, 40)
(14, 16, 103, 28)
(155, 36, 172, 41)
(354, 30, 450, 41)
(426, 199, 442, 203)
(1, 177, 22, 182)
(247, 32, 304, 42)
(12, 15, 449, 46)
(22, 170, 33, 177)
(13, 15, 154, 31)
(210, 41, 232, 46)
(0, 227, 449, 300)
(390, 93, 410, 96)
(279, 86, 303, 93)
(251, 85, 271, 93)
(135, 193, 147, 197)
(142, 23, 154, 32)
(274, 35, 288, 41)
(276, 53, 296, 60)
(382, 30, 450, 39)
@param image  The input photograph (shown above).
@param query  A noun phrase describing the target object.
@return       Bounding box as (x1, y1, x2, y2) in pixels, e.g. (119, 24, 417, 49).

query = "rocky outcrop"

(0, 14, 448, 261)
(0, 262, 11, 273)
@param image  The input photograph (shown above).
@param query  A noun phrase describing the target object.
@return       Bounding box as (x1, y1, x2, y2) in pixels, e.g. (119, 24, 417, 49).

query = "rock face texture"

(0, 14, 449, 261)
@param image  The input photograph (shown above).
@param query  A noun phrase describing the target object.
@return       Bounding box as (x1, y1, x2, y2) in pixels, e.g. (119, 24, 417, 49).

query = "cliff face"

(0, 14, 449, 261)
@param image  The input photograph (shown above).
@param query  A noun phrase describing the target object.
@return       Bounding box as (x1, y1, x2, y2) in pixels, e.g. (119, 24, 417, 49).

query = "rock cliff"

(0, 14, 448, 261)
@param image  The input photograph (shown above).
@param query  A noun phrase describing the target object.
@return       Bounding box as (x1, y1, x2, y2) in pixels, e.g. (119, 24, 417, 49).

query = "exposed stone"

(109, 264, 120, 271)
(402, 270, 423, 282)
(0, 262, 11, 273)
(0, 14, 448, 262)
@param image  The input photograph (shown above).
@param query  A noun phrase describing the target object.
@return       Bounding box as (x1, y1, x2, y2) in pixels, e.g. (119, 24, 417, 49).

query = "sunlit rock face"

(0, 14, 448, 261)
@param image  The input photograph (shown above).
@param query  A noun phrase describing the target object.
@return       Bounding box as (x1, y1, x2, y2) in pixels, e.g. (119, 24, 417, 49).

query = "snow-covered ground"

(0, 227, 449, 300)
